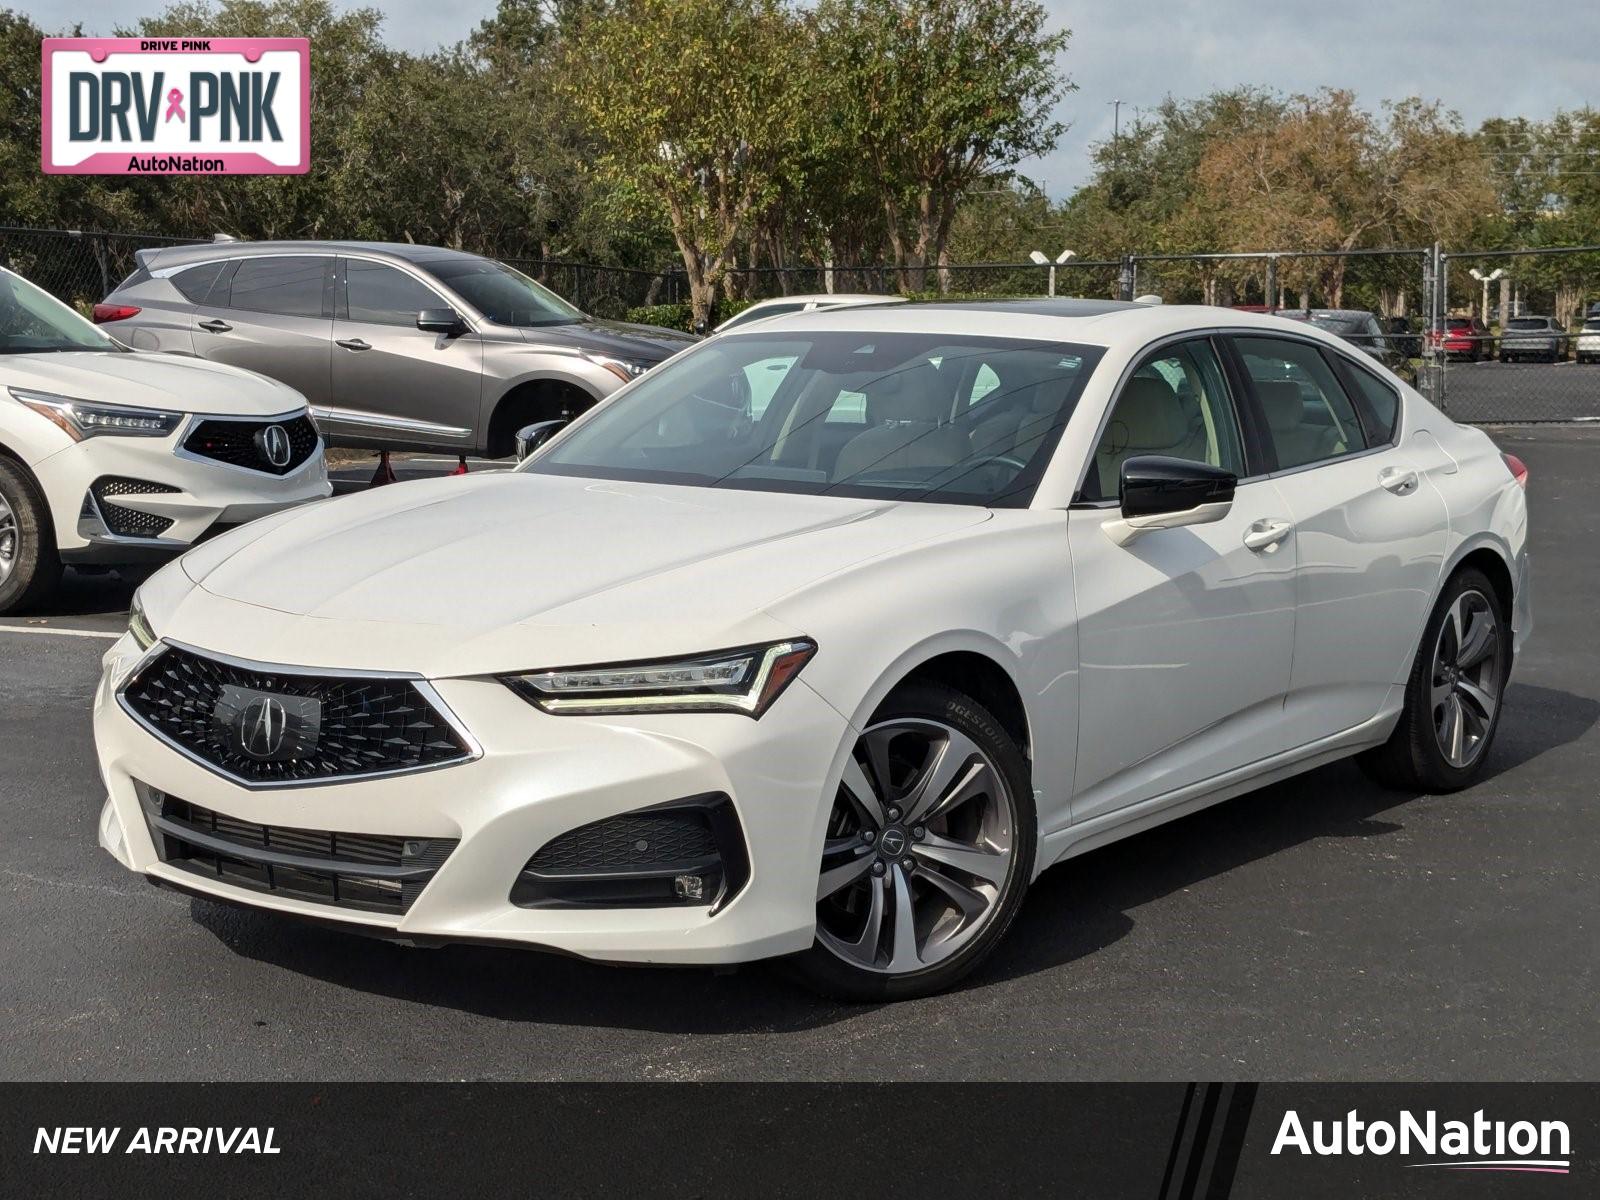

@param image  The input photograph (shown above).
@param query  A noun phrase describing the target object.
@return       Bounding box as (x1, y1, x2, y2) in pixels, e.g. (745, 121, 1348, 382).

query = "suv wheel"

(789, 681, 1035, 1001)
(0, 458, 61, 615)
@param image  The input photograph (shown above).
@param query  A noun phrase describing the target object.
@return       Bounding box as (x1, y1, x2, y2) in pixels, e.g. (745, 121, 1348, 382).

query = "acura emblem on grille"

(212, 684, 323, 763)
(240, 696, 288, 757)
(256, 423, 292, 468)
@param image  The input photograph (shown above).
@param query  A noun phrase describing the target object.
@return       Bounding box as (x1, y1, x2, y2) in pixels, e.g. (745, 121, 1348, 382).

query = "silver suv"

(100, 241, 696, 456)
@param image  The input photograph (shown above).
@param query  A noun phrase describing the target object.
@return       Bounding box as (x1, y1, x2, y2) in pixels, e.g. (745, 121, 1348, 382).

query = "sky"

(18, 0, 1600, 198)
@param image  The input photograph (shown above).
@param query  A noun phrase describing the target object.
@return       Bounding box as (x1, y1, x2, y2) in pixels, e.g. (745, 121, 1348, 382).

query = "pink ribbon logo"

(164, 88, 185, 123)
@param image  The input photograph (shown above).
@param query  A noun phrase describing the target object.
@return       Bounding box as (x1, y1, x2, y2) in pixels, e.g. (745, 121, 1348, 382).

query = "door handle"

(197, 319, 231, 333)
(335, 338, 371, 351)
(1378, 466, 1419, 495)
(1242, 518, 1293, 552)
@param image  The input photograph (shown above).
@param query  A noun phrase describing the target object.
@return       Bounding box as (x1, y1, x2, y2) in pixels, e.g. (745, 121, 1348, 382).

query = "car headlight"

(9, 388, 184, 441)
(503, 640, 816, 717)
(127, 591, 157, 651)
(583, 354, 652, 383)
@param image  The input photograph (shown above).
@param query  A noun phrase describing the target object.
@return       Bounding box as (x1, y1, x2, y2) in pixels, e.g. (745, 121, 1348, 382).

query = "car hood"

(514, 319, 698, 362)
(2, 349, 306, 416)
(168, 472, 989, 676)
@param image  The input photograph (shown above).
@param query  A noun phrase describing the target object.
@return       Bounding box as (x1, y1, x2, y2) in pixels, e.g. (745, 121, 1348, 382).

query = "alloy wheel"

(1431, 588, 1503, 769)
(0, 492, 16, 584)
(815, 717, 1018, 975)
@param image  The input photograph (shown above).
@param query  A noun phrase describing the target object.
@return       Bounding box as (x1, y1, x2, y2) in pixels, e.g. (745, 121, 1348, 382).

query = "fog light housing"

(672, 874, 705, 901)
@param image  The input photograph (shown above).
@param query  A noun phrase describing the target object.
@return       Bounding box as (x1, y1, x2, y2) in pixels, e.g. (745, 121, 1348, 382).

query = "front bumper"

(35, 417, 330, 561)
(94, 634, 852, 965)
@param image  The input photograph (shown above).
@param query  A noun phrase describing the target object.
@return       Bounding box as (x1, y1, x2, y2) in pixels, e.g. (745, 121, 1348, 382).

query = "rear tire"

(0, 457, 61, 615)
(787, 681, 1035, 1002)
(1358, 567, 1510, 793)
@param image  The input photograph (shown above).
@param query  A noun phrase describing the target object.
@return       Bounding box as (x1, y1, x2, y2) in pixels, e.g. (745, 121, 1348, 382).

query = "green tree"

(562, 0, 809, 326)
(813, 0, 1071, 292)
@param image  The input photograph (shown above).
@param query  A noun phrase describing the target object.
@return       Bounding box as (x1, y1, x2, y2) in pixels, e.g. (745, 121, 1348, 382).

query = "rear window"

(1446, 318, 1473, 330)
(171, 261, 228, 304)
(1507, 318, 1548, 331)
(1339, 359, 1401, 443)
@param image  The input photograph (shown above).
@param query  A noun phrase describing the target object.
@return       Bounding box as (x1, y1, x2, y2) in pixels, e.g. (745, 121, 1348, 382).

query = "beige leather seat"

(833, 363, 970, 483)
(1255, 379, 1342, 468)
(1094, 376, 1209, 495)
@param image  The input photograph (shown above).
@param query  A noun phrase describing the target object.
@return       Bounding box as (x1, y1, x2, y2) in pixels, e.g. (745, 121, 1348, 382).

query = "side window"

(345, 260, 445, 326)
(1340, 359, 1401, 443)
(226, 257, 327, 318)
(1236, 336, 1369, 471)
(170, 261, 227, 304)
(724, 302, 805, 330)
(1087, 338, 1244, 501)
(967, 363, 1002, 407)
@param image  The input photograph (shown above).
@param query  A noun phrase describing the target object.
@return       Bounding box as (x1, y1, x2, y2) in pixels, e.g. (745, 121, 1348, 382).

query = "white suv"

(0, 267, 330, 613)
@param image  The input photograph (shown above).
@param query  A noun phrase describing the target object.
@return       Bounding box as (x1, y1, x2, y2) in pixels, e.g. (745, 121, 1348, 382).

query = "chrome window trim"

(115, 639, 484, 791)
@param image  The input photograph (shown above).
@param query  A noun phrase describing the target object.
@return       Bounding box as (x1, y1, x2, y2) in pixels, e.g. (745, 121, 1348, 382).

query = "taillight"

(1502, 452, 1528, 489)
(91, 303, 141, 323)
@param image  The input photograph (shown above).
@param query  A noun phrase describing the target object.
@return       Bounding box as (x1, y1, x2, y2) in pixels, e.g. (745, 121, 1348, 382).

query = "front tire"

(0, 457, 61, 615)
(788, 682, 1035, 1001)
(1359, 567, 1510, 793)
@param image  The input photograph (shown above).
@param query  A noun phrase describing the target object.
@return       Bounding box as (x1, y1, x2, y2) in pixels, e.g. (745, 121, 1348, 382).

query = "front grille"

(145, 793, 457, 915)
(182, 414, 319, 475)
(121, 644, 475, 786)
(91, 476, 180, 538)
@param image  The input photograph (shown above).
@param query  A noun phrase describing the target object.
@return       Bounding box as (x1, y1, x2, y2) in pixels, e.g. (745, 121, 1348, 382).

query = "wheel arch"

(851, 634, 1033, 761)
(483, 376, 601, 458)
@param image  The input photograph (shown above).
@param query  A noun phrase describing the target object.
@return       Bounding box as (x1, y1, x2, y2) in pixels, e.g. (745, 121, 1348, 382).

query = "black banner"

(2, 1084, 1593, 1197)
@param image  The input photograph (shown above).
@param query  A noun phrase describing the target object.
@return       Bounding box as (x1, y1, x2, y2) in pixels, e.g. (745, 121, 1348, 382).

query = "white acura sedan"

(94, 300, 1530, 1000)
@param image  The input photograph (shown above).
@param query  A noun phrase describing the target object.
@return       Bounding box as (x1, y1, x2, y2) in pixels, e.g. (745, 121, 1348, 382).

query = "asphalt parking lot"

(1, 429, 1595, 1082)
(1435, 357, 1600, 423)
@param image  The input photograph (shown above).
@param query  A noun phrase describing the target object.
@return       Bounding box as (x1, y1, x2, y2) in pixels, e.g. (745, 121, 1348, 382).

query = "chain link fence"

(1433, 246, 1600, 423)
(0, 227, 205, 314)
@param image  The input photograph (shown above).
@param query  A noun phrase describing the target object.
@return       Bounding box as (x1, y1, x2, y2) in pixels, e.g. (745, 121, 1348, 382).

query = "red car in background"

(1427, 316, 1492, 361)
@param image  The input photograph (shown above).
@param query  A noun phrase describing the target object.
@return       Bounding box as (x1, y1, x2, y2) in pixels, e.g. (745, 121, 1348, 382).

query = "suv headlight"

(503, 640, 816, 717)
(582, 353, 652, 383)
(127, 591, 157, 650)
(10, 388, 184, 440)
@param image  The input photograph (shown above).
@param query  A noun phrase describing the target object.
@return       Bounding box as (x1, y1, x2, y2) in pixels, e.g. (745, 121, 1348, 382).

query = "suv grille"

(145, 793, 457, 915)
(183, 414, 319, 475)
(120, 644, 475, 786)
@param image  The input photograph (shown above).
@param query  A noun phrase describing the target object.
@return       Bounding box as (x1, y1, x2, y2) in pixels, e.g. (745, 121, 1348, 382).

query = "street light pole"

(1029, 249, 1077, 297)
(1469, 267, 1506, 326)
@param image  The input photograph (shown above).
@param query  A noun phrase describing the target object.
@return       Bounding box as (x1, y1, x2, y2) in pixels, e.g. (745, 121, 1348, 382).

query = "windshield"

(0, 270, 120, 354)
(423, 258, 585, 327)
(526, 331, 1104, 507)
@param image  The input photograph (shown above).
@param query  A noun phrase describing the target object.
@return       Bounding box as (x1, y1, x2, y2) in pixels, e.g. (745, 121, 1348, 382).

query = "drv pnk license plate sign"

(41, 38, 310, 175)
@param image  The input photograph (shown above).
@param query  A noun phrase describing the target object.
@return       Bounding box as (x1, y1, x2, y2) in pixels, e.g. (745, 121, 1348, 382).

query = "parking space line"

(0, 625, 119, 640)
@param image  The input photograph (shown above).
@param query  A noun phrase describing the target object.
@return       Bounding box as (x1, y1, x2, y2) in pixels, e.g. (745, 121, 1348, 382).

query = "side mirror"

(515, 419, 567, 460)
(417, 307, 467, 335)
(1102, 455, 1235, 546)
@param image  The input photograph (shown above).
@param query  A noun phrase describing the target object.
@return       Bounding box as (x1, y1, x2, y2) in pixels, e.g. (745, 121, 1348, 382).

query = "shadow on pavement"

(191, 681, 1599, 1032)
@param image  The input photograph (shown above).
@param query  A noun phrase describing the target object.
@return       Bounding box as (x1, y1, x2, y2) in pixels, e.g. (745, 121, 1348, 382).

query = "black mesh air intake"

(91, 476, 180, 538)
(145, 793, 457, 915)
(513, 795, 749, 909)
